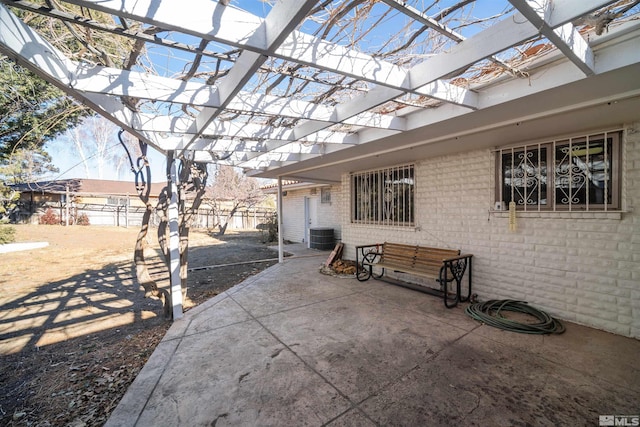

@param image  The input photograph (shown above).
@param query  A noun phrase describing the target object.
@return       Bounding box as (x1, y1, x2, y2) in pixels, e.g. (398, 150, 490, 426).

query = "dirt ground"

(0, 225, 279, 426)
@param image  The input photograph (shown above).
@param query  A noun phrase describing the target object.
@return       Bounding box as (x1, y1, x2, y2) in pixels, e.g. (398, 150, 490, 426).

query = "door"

(304, 196, 318, 247)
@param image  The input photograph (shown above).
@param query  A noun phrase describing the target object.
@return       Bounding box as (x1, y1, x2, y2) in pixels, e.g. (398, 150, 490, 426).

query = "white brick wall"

(281, 185, 342, 243)
(341, 122, 640, 338)
(315, 187, 342, 242)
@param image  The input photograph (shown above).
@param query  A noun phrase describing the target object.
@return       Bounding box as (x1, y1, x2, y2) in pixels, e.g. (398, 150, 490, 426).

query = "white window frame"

(351, 164, 415, 226)
(496, 130, 621, 211)
(107, 196, 130, 207)
(320, 187, 331, 204)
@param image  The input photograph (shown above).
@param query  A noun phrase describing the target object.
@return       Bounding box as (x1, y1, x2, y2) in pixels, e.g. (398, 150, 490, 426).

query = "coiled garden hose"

(465, 299, 565, 334)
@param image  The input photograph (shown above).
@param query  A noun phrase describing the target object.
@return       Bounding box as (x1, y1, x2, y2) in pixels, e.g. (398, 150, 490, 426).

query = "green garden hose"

(465, 299, 565, 334)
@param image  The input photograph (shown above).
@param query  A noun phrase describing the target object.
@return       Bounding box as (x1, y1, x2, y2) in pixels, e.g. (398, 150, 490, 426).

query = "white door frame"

(304, 195, 318, 247)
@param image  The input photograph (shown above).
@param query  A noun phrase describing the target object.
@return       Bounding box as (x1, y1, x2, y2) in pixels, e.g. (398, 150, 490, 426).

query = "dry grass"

(0, 225, 277, 426)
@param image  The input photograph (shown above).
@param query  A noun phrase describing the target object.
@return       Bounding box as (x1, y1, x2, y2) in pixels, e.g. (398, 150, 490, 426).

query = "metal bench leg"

(449, 258, 471, 306)
(356, 267, 370, 281)
(372, 267, 386, 280)
(442, 258, 471, 308)
(356, 246, 382, 281)
(440, 266, 459, 308)
(458, 257, 472, 303)
(356, 250, 371, 281)
(443, 281, 459, 308)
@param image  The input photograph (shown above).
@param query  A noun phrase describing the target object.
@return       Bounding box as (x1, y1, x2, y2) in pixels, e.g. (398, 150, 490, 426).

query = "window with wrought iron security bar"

(351, 164, 414, 226)
(496, 131, 621, 211)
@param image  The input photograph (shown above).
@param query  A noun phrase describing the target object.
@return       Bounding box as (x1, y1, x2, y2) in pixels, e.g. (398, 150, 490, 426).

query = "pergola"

(1, 0, 639, 318)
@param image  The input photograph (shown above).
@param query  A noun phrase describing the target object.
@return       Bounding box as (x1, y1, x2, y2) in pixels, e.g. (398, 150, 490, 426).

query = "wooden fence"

(12, 200, 275, 230)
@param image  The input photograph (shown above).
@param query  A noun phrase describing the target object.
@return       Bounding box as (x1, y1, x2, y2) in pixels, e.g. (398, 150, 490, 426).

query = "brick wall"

(281, 185, 342, 243)
(315, 186, 342, 242)
(341, 122, 640, 338)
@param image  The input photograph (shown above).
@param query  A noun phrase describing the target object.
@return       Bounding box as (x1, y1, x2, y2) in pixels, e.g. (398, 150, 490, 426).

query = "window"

(351, 164, 414, 226)
(107, 196, 130, 206)
(321, 187, 331, 203)
(496, 131, 621, 211)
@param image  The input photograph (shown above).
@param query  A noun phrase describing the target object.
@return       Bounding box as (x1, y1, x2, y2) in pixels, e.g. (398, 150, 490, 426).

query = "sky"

(45, 135, 167, 183)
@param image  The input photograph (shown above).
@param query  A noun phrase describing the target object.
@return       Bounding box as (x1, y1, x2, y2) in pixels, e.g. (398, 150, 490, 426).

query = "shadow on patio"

(107, 254, 640, 426)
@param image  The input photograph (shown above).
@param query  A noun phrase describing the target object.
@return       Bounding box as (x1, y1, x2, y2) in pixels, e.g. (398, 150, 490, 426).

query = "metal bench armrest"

(355, 244, 384, 281)
(442, 253, 473, 263)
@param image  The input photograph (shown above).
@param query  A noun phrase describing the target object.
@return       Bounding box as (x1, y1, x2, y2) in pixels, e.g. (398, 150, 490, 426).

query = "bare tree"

(204, 165, 264, 236)
(62, 116, 141, 179)
(130, 146, 209, 318)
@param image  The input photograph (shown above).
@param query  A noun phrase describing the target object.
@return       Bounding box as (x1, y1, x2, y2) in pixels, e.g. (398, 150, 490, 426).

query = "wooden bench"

(355, 242, 473, 308)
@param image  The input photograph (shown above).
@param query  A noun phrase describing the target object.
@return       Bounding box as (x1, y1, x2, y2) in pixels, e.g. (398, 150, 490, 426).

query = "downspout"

(277, 176, 284, 263)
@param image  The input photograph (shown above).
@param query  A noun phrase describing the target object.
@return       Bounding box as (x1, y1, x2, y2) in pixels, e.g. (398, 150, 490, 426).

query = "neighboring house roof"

(261, 180, 300, 189)
(260, 180, 299, 192)
(261, 180, 332, 193)
(10, 179, 165, 197)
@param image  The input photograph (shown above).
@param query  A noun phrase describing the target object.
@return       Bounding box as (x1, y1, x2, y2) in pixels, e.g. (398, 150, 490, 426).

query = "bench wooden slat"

(413, 258, 448, 266)
(384, 252, 416, 260)
(356, 241, 473, 308)
(366, 242, 466, 281)
(384, 246, 417, 254)
(411, 268, 442, 277)
(381, 245, 416, 266)
(376, 262, 438, 277)
(415, 247, 459, 258)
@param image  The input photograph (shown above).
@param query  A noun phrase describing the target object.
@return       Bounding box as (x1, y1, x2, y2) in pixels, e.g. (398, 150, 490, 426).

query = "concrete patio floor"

(106, 249, 640, 426)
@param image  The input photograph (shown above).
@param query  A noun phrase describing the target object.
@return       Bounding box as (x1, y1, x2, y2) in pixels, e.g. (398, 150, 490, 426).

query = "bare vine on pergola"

(10, 0, 638, 126)
(5, 0, 639, 318)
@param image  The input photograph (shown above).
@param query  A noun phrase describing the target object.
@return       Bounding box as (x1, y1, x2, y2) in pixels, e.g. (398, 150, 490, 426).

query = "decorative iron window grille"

(496, 131, 621, 211)
(351, 164, 414, 226)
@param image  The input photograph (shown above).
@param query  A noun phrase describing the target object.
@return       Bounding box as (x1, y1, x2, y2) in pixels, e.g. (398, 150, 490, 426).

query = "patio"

(106, 250, 640, 426)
